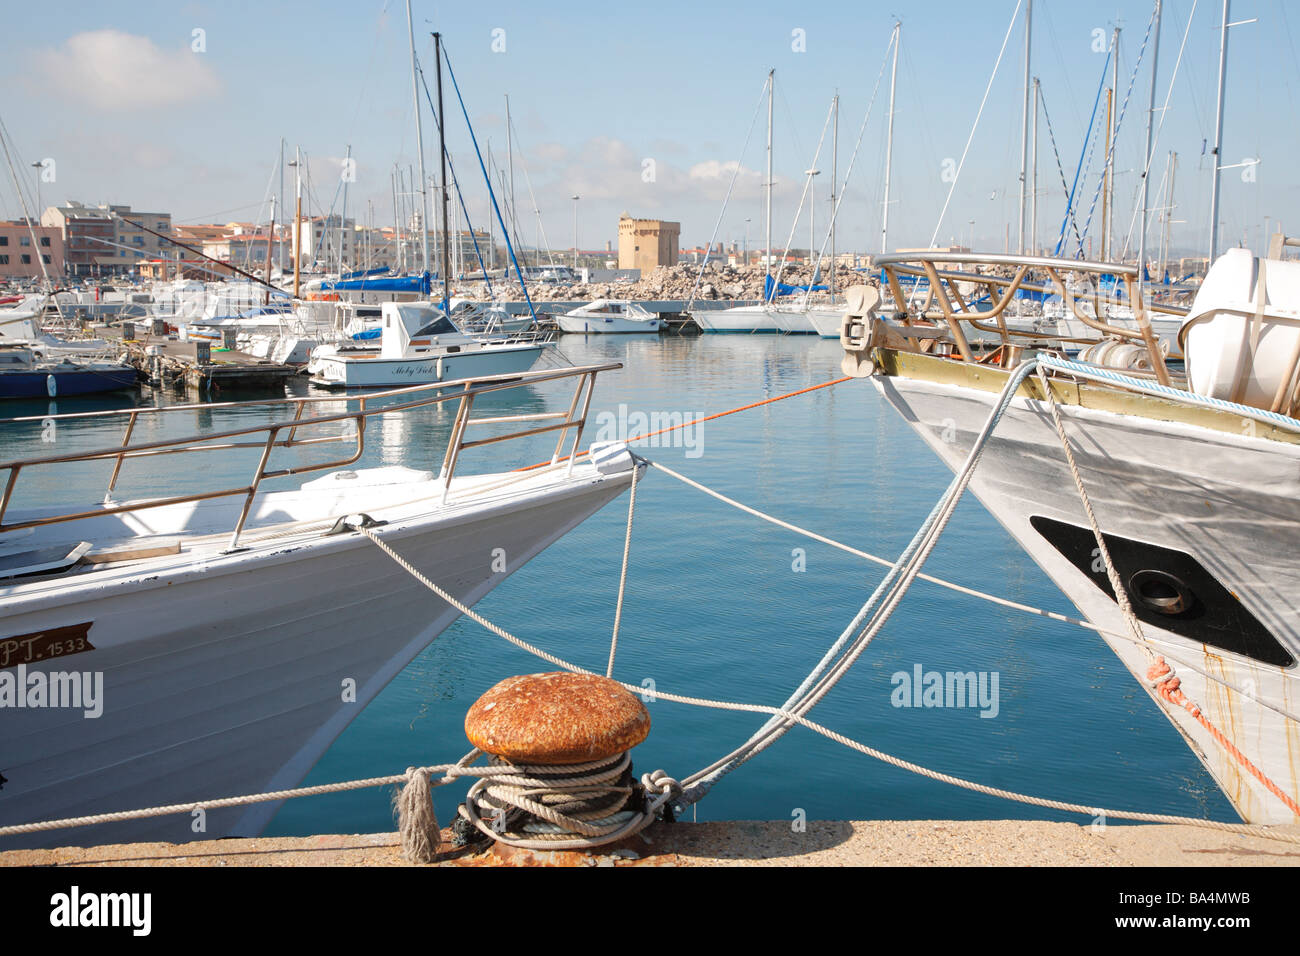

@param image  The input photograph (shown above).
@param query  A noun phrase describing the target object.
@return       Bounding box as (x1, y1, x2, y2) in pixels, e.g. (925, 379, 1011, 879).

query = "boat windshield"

(414, 316, 457, 337)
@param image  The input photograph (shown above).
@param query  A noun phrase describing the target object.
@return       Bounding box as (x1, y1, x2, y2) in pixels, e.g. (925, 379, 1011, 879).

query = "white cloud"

(32, 30, 220, 110)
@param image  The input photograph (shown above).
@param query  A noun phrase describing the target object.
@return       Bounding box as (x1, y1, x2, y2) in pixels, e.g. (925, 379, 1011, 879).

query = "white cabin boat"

(556, 300, 664, 334)
(307, 301, 549, 389)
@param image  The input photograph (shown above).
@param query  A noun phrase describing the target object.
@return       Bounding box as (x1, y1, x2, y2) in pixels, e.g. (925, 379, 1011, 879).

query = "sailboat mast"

(340, 143, 351, 275)
(278, 139, 286, 273)
(264, 197, 275, 303)
(881, 21, 900, 255)
(1208, 0, 1230, 262)
(506, 93, 519, 268)
(1138, 0, 1163, 288)
(1102, 88, 1112, 260)
(765, 68, 773, 293)
(1107, 28, 1120, 259)
(1031, 77, 1039, 254)
(406, 0, 431, 274)
(292, 145, 302, 299)
(1018, 0, 1032, 254)
(830, 92, 838, 300)
(1170, 147, 1180, 278)
(434, 32, 452, 314)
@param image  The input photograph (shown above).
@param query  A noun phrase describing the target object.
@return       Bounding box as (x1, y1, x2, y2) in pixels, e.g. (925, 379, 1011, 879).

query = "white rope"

(644, 458, 1300, 725)
(9, 358, 1300, 849)
(606, 462, 639, 677)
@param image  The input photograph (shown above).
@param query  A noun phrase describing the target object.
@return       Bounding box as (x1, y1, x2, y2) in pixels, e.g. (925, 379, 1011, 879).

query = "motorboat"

(306, 301, 551, 389)
(556, 300, 663, 334)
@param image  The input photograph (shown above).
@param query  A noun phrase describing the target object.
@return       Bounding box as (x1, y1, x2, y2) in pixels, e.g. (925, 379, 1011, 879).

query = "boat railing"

(0, 361, 618, 551)
(871, 252, 1182, 386)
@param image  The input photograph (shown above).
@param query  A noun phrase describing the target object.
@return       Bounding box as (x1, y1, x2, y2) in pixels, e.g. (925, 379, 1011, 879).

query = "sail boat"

(693, 70, 783, 334)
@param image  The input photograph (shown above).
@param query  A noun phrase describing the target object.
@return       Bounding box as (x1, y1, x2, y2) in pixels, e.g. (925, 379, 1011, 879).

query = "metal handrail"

(872, 252, 1174, 386)
(0, 362, 621, 550)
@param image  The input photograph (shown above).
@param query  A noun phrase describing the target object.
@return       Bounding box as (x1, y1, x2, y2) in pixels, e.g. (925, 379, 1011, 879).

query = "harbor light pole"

(805, 168, 819, 268)
(744, 218, 751, 267)
(30, 160, 44, 225)
(571, 194, 580, 271)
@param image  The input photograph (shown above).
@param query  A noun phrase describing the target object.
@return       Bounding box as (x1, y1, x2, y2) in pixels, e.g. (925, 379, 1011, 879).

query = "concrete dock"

(4, 820, 1297, 867)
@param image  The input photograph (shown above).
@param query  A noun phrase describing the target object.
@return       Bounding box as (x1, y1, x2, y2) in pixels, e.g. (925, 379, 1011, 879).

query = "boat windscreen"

(414, 316, 457, 337)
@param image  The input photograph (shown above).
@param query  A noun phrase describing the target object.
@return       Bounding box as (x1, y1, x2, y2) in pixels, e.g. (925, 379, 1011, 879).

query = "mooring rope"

(1036, 366, 1300, 820)
(645, 458, 1300, 726)
(6, 358, 1299, 855)
(606, 462, 639, 678)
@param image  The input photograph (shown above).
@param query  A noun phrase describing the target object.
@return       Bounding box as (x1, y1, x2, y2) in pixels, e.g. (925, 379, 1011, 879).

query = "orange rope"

(1147, 659, 1300, 818)
(517, 376, 853, 472)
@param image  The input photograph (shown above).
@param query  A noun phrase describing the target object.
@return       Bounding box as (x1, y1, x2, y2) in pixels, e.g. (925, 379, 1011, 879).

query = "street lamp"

(744, 217, 751, 267)
(968, 219, 976, 252)
(571, 194, 580, 272)
(30, 160, 45, 226)
(806, 169, 820, 267)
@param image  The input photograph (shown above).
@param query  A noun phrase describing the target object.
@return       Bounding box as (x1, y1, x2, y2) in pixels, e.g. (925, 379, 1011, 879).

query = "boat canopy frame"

(871, 251, 1182, 386)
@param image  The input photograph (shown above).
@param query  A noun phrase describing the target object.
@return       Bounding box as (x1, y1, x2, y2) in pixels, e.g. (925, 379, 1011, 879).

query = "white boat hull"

(874, 369, 1300, 824)
(309, 343, 545, 389)
(692, 305, 782, 334)
(0, 458, 636, 848)
(557, 315, 662, 333)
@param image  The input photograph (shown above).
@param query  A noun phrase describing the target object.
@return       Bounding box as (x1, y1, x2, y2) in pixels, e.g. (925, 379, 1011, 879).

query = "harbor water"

(0, 333, 1234, 832)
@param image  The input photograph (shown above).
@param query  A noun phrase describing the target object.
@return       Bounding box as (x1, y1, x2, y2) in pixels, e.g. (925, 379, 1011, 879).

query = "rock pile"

(465, 262, 871, 303)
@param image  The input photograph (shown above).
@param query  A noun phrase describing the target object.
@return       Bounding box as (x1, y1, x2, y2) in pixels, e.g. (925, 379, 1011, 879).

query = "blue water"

(1, 334, 1233, 830)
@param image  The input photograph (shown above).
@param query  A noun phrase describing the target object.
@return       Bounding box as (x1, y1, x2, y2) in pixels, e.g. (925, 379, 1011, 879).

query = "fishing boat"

(306, 301, 549, 389)
(556, 300, 664, 334)
(839, 242, 1300, 825)
(0, 361, 637, 848)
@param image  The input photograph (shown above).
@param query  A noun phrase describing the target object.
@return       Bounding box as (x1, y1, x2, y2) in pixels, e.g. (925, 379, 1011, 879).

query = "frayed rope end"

(396, 767, 440, 863)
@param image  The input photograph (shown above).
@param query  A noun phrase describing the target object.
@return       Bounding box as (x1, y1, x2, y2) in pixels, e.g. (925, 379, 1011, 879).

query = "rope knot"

(642, 770, 682, 800)
(1146, 658, 1175, 686)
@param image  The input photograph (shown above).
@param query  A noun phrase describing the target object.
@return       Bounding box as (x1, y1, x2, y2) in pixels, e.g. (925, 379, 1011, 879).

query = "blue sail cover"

(319, 271, 432, 294)
(764, 275, 828, 299)
(339, 266, 389, 281)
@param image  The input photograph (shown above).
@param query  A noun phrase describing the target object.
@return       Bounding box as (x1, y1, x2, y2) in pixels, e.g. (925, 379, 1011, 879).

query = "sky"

(1, 0, 1297, 261)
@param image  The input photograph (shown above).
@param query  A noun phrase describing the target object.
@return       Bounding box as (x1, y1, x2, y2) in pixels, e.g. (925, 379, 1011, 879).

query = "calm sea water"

(2, 334, 1233, 830)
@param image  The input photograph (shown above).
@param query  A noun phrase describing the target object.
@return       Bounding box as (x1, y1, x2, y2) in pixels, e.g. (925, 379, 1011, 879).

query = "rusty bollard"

(460, 672, 651, 846)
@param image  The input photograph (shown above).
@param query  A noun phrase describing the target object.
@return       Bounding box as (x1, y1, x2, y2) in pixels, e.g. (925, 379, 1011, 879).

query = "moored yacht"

(306, 301, 550, 389)
(556, 300, 664, 333)
(840, 247, 1300, 825)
